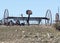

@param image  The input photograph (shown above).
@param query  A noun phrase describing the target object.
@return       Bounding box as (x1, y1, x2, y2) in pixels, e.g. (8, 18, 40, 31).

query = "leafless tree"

(26, 10, 32, 25)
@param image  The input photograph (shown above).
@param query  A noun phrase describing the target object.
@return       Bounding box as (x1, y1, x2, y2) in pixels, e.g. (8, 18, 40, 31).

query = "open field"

(0, 25, 60, 43)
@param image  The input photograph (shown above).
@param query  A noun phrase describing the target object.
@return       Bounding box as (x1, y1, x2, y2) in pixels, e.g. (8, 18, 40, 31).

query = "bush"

(54, 22, 60, 31)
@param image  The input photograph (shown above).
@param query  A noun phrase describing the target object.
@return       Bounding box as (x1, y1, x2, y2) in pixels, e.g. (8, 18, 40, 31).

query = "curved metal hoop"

(4, 9, 9, 24)
(4, 9, 9, 18)
(45, 9, 52, 25)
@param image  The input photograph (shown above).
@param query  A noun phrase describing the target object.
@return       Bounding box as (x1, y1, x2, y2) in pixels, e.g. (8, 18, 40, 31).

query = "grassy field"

(0, 25, 60, 43)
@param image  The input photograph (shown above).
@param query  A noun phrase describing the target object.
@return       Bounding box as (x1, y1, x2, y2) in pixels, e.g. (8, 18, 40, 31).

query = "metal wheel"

(45, 9, 52, 25)
(4, 9, 9, 18)
(4, 9, 9, 25)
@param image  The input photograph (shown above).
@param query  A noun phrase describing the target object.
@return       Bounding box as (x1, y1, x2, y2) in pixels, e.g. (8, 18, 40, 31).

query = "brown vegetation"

(0, 25, 60, 43)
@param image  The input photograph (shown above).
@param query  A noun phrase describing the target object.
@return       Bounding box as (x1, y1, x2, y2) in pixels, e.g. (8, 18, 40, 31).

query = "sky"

(0, 0, 60, 23)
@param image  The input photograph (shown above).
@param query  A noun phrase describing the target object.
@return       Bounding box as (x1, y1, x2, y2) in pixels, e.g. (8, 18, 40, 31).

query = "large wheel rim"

(45, 9, 52, 25)
(4, 9, 9, 24)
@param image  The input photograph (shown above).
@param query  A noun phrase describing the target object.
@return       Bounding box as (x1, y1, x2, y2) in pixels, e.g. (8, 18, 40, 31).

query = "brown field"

(0, 25, 60, 43)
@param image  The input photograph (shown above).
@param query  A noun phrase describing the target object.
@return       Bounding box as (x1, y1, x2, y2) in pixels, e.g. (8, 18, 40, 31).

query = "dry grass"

(0, 25, 60, 43)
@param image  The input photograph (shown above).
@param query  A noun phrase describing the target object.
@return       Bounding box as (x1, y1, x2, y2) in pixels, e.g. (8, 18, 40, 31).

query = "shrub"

(54, 22, 60, 31)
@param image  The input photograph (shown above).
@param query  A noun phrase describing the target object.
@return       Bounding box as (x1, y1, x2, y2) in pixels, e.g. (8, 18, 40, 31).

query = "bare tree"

(26, 10, 32, 25)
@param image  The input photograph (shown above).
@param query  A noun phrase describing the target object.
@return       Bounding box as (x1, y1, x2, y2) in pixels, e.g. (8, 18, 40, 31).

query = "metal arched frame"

(45, 9, 52, 25)
(4, 9, 9, 25)
(4, 9, 9, 18)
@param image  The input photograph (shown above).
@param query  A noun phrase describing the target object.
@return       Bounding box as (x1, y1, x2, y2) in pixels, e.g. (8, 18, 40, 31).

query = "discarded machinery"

(4, 9, 9, 25)
(55, 13, 59, 22)
(45, 9, 52, 25)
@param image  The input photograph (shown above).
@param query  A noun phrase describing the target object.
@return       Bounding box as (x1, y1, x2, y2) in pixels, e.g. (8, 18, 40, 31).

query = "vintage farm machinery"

(3, 9, 52, 26)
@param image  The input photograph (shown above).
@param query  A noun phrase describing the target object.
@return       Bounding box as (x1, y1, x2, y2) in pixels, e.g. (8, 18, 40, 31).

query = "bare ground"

(0, 25, 60, 43)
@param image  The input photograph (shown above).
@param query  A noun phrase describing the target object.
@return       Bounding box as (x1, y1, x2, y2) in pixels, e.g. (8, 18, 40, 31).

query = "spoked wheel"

(4, 9, 9, 25)
(45, 9, 52, 25)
